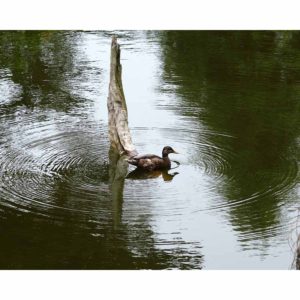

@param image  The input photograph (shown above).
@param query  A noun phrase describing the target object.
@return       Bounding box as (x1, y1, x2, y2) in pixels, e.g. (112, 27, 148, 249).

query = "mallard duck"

(127, 146, 178, 171)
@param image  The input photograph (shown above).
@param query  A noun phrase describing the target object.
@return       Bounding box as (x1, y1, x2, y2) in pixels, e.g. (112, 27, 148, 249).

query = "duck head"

(162, 146, 179, 157)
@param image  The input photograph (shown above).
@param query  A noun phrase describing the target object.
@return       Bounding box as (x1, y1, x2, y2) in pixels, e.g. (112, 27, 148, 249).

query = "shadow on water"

(158, 31, 300, 250)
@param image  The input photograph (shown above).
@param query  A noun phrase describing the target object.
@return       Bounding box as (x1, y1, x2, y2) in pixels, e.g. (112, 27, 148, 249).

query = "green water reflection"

(159, 31, 300, 247)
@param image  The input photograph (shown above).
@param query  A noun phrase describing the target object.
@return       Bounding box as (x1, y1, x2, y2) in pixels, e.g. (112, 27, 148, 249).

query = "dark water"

(0, 31, 299, 269)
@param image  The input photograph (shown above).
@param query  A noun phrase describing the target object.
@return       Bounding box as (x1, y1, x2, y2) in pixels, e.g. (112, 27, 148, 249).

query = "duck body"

(127, 146, 178, 171)
(128, 154, 171, 171)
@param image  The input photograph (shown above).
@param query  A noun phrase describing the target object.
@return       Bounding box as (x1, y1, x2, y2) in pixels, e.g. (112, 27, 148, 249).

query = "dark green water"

(0, 31, 299, 269)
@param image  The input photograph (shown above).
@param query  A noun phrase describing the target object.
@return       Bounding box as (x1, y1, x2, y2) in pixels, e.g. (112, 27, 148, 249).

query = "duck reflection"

(127, 167, 179, 181)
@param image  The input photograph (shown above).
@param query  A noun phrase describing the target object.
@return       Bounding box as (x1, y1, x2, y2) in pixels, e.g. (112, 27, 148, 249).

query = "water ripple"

(0, 114, 112, 222)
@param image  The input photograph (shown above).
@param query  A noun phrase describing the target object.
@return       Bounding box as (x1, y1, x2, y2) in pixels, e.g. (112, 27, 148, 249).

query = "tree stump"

(107, 36, 137, 157)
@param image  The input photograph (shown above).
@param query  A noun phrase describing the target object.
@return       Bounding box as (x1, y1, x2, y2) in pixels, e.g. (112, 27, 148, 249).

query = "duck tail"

(126, 157, 138, 166)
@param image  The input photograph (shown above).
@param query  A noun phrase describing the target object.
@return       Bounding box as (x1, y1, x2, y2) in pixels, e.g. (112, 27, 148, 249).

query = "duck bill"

(173, 150, 179, 154)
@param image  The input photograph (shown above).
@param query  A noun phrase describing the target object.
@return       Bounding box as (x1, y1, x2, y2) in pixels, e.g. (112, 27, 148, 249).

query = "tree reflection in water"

(158, 31, 300, 251)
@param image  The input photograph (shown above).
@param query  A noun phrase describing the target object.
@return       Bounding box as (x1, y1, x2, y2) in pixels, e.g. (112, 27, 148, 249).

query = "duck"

(127, 146, 178, 171)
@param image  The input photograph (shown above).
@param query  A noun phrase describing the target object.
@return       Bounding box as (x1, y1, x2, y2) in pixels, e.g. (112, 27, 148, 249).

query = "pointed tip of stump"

(112, 35, 117, 45)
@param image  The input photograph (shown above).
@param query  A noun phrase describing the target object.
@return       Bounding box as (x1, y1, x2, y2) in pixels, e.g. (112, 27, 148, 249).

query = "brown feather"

(127, 146, 176, 171)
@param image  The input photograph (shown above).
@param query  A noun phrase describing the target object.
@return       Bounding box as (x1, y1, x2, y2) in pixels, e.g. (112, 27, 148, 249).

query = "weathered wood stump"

(107, 36, 137, 157)
(107, 36, 137, 227)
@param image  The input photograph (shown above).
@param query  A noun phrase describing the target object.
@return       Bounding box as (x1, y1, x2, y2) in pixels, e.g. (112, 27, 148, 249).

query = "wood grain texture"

(107, 36, 137, 157)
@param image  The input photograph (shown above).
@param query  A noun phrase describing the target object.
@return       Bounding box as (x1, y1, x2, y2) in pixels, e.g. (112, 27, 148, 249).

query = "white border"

(0, 270, 299, 299)
(0, 0, 300, 29)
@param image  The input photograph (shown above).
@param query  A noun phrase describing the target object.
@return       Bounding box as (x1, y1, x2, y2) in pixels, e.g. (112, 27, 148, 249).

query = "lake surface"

(0, 31, 299, 269)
